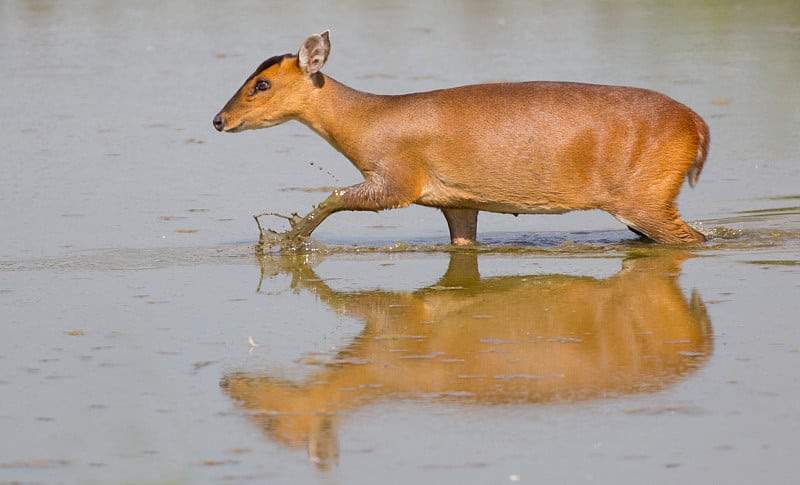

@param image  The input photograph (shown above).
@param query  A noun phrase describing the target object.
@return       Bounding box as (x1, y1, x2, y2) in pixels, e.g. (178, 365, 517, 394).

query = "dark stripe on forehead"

(246, 53, 294, 82)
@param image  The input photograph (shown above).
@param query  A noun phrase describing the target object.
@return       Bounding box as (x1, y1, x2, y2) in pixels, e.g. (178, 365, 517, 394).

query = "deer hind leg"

(441, 208, 479, 245)
(614, 203, 705, 244)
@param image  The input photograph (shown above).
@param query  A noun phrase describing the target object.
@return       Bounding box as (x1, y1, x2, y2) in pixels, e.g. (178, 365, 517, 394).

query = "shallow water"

(2, 1, 800, 484)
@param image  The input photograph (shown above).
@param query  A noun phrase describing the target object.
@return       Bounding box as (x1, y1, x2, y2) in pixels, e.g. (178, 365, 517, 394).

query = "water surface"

(1, 1, 799, 484)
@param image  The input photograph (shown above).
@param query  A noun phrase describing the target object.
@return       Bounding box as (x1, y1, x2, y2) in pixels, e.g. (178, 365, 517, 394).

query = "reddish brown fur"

(214, 31, 709, 245)
(222, 252, 712, 465)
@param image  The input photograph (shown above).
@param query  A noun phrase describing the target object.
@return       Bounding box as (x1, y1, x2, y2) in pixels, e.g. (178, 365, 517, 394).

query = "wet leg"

(626, 226, 648, 239)
(615, 205, 705, 244)
(275, 174, 421, 249)
(441, 208, 478, 245)
(286, 189, 347, 242)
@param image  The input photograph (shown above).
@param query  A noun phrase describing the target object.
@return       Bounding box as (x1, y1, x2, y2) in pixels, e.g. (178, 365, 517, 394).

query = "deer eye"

(254, 79, 271, 92)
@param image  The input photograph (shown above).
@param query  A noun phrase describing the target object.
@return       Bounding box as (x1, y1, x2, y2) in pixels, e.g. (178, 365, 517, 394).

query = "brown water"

(2, 1, 799, 484)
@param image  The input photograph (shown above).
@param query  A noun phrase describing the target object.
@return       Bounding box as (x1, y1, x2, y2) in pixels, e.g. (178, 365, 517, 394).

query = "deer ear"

(298, 30, 330, 75)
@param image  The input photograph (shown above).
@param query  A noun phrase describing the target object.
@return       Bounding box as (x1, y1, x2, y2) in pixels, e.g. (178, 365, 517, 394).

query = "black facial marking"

(245, 53, 294, 83)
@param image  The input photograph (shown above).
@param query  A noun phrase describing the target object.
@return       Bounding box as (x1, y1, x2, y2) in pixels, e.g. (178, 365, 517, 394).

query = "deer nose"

(212, 113, 225, 132)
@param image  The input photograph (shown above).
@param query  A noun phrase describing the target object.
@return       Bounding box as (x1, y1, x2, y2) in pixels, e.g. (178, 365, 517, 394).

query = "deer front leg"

(254, 190, 346, 252)
(286, 189, 347, 243)
(264, 171, 422, 250)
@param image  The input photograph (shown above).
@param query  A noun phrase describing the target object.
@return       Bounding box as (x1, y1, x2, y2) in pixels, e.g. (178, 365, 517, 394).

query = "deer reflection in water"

(221, 251, 712, 469)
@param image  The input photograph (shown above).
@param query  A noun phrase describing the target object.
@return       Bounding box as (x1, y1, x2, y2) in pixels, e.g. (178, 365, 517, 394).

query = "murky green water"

(2, 1, 799, 484)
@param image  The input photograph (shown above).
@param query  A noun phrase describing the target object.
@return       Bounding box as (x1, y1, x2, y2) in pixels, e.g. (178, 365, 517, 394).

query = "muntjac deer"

(213, 30, 710, 246)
